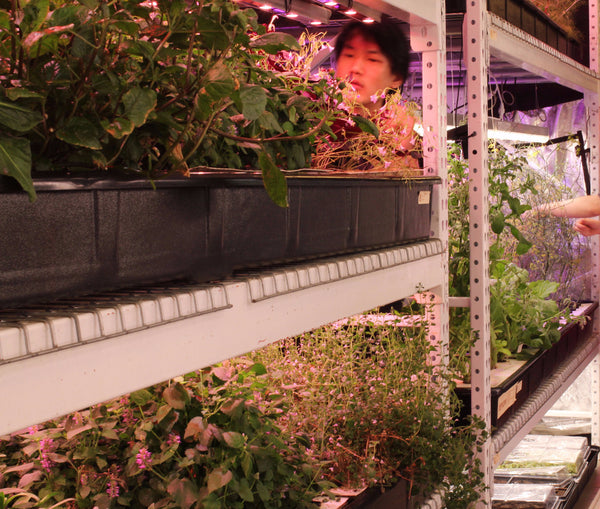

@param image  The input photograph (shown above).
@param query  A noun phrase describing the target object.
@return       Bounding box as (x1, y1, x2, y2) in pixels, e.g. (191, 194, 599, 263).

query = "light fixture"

(447, 116, 549, 144)
(235, 0, 331, 25)
(488, 118, 549, 143)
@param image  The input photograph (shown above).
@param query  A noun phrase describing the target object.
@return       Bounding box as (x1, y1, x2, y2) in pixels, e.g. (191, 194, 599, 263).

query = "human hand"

(574, 218, 600, 236)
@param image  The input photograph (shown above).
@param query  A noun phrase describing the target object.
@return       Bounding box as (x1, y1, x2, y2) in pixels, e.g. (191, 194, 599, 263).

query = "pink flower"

(135, 447, 152, 470)
(106, 478, 120, 498)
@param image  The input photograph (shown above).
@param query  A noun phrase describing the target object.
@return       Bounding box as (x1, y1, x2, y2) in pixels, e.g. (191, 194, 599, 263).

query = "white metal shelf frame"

(1, 3, 450, 508)
(465, 0, 600, 506)
(0, 240, 445, 436)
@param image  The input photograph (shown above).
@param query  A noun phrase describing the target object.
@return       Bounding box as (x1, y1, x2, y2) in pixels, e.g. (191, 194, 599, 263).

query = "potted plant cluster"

(447, 141, 594, 426)
(0, 308, 487, 508)
(0, 0, 438, 309)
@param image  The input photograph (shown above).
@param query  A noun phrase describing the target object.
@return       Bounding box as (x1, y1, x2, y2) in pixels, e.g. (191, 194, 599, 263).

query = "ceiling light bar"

(239, 0, 332, 25)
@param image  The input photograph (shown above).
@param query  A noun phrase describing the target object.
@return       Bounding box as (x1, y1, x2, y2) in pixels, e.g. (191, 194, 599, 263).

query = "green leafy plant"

(250, 305, 488, 508)
(0, 364, 327, 508)
(447, 142, 583, 373)
(0, 0, 369, 206)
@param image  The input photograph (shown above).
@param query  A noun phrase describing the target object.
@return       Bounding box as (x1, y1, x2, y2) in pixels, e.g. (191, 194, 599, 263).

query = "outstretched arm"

(534, 195, 600, 218)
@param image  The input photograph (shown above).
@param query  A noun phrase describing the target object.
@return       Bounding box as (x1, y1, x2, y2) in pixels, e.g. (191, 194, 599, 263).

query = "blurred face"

(335, 32, 403, 112)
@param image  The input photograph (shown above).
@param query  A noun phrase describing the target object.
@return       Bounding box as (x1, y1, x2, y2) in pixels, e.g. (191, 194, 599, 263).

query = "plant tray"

(0, 172, 439, 308)
(445, 0, 585, 65)
(493, 445, 599, 509)
(455, 302, 598, 429)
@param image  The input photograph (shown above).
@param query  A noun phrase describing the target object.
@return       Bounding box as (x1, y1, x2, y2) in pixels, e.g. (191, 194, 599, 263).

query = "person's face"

(335, 31, 403, 112)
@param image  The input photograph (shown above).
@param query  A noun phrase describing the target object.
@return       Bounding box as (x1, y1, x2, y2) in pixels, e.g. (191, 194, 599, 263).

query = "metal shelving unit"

(0, 1, 448, 439)
(465, 1, 600, 507)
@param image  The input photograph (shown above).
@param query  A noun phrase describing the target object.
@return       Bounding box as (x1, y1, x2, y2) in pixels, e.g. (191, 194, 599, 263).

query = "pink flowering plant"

(0, 364, 330, 508)
(249, 304, 487, 508)
(0, 0, 420, 209)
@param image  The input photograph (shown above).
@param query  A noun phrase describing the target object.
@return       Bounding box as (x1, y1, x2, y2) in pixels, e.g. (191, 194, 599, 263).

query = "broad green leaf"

(130, 389, 154, 406)
(123, 88, 157, 127)
(206, 469, 233, 494)
(5, 89, 44, 101)
(195, 17, 229, 51)
(167, 478, 199, 509)
(0, 101, 43, 132)
(162, 382, 189, 410)
(222, 431, 245, 448)
(238, 478, 254, 502)
(247, 362, 267, 376)
(528, 280, 560, 300)
(204, 63, 235, 101)
(56, 117, 102, 149)
(0, 136, 35, 201)
(21, 0, 49, 35)
(109, 20, 140, 37)
(259, 151, 288, 207)
(240, 85, 267, 122)
(101, 117, 134, 139)
(250, 32, 300, 53)
(127, 40, 156, 60)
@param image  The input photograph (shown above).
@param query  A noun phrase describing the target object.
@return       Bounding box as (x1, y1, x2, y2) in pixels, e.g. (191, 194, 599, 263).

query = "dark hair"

(333, 19, 410, 83)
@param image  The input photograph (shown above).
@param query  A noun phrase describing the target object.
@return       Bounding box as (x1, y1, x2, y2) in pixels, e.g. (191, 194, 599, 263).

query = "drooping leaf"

(250, 31, 300, 53)
(56, 117, 102, 149)
(0, 101, 43, 132)
(259, 151, 288, 207)
(206, 468, 233, 494)
(0, 136, 35, 201)
(351, 114, 379, 137)
(123, 88, 157, 127)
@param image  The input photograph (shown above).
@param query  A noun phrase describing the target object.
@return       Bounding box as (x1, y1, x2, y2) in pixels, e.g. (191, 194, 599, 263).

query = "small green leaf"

(0, 136, 35, 201)
(56, 117, 102, 149)
(101, 117, 134, 139)
(491, 213, 505, 234)
(123, 88, 157, 127)
(259, 152, 288, 207)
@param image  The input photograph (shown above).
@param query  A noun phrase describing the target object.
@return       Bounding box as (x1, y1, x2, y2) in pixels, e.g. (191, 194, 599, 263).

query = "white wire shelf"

(0, 239, 444, 436)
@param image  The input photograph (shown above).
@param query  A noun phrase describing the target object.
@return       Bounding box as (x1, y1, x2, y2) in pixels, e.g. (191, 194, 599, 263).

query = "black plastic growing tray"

(455, 302, 598, 429)
(0, 171, 439, 308)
